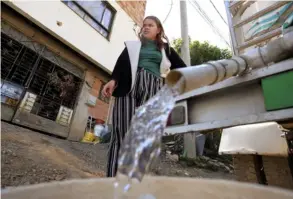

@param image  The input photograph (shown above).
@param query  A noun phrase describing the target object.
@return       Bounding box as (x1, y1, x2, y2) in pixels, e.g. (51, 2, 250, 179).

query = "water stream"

(114, 79, 184, 198)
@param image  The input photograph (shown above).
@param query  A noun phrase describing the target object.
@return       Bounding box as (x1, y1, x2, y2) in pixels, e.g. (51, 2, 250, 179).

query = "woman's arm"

(169, 47, 187, 70)
(111, 47, 128, 83)
(103, 47, 128, 97)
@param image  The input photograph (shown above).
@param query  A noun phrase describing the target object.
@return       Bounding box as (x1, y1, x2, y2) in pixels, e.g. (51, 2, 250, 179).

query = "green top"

(138, 39, 162, 77)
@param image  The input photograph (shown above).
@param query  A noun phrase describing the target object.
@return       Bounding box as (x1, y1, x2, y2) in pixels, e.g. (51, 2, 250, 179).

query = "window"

(63, 1, 116, 38)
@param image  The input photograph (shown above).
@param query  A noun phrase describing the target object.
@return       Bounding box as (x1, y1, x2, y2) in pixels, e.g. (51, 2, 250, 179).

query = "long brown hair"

(139, 16, 170, 50)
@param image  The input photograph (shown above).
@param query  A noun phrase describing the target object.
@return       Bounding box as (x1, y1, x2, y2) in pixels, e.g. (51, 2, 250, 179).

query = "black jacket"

(111, 42, 187, 97)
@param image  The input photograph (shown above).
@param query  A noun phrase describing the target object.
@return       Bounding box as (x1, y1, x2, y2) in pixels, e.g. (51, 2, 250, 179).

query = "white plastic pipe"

(166, 28, 293, 94)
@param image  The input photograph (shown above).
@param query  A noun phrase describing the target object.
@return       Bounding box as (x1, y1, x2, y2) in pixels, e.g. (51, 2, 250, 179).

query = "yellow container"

(81, 131, 95, 143)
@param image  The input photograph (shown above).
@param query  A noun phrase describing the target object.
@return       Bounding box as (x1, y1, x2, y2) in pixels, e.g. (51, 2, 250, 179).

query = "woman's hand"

(102, 80, 116, 98)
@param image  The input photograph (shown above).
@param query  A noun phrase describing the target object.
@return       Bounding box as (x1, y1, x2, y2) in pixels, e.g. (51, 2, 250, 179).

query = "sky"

(145, 0, 231, 49)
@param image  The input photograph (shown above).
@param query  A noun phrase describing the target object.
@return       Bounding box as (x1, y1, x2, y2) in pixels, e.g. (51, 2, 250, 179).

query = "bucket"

(2, 176, 293, 199)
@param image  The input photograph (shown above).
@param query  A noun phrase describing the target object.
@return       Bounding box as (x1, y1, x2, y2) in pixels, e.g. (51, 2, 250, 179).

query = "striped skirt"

(107, 69, 163, 177)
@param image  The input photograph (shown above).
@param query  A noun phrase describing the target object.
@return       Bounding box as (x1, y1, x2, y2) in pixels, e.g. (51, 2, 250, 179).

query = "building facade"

(1, 0, 146, 141)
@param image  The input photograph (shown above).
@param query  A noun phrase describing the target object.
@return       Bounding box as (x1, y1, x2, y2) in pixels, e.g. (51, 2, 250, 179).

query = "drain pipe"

(166, 28, 293, 94)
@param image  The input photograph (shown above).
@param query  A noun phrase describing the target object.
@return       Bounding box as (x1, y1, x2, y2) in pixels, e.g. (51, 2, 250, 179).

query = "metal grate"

(1, 32, 82, 122)
(31, 96, 61, 121)
(1, 33, 40, 86)
(28, 58, 55, 95)
(1, 33, 23, 79)
(29, 56, 82, 120)
(11, 48, 39, 85)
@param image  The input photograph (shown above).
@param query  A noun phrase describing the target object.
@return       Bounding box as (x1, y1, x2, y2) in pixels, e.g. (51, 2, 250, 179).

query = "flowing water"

(114, 79, 184, 199)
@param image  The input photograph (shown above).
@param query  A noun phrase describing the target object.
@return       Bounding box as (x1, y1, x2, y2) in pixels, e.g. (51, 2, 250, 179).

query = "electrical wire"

(209, 0, 228, 26)
(163, 0, 173, 23)
(191, 0, 225, 39)
(189, 0, 229, 46)
(188, 0, 231, 48)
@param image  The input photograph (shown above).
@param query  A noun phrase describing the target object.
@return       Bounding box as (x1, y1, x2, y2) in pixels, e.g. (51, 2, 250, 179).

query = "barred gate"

(1, 21, 83, 137)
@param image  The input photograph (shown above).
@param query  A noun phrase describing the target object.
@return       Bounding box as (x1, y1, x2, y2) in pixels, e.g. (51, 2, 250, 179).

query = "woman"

(102, 16, 186, 177)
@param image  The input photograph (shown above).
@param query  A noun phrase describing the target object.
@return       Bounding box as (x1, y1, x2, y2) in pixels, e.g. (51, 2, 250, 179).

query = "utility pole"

(180, 0, 196, 158)
(180, 0, 191, 66)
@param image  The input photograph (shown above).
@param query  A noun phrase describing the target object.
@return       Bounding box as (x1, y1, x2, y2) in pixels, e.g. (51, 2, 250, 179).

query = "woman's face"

(142, 18, 161, 40)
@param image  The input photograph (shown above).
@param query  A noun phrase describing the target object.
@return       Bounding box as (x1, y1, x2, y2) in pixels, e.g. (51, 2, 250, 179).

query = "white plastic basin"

(2, 176, 293, 199)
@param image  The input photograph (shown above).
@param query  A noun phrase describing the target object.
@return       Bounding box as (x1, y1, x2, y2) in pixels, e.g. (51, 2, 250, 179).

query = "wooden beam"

(244, 4, 293, 42)
(237, 1, 256, 17)
(229, 1, 246, 9)
(237, 27, 282, 50)
(234, 1, 289, 28)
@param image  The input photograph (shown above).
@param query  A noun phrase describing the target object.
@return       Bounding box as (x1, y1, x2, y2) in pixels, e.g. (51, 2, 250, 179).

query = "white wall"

(7, 0, 138, 73)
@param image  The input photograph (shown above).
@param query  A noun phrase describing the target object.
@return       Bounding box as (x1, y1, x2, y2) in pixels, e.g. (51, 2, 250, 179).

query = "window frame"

(62, 0, 116, 40)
